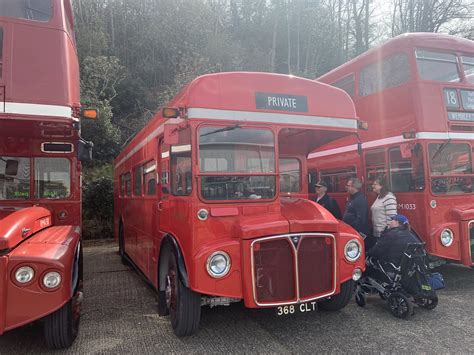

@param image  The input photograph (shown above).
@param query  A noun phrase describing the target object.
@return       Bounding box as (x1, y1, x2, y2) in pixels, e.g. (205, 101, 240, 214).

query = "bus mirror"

(5, 160, 19, 176)
(81, 108, 98, 120)
(164, 124, 179, 145)
(78, 139, 93, 162)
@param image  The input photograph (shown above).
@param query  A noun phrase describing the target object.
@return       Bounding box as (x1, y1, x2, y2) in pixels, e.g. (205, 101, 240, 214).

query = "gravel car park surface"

(1, 240, 473, 354)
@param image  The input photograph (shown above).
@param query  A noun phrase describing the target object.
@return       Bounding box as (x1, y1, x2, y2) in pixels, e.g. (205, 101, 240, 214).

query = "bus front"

(413, 42, 474, 266)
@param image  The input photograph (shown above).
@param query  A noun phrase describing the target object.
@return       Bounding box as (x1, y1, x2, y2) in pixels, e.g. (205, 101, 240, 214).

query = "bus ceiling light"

(81, 108, 98, 120)
(344, 239, 362, 262)
(43, 271, 62, 289)
(162, 107, 180, 118)
(352, 268, 362, 281)
(440, 229, 454, 247)
(357, 120, 369, 130)
(197, 209, 209, 221)
(15, 266, 35, 284)
(403, 131, 417, 139)
(206, 251, 231, 278)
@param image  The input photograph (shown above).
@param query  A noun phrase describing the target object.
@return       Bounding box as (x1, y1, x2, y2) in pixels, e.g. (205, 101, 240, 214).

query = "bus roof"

(319, 33, 474, 83)
(116, 72, 359, 165)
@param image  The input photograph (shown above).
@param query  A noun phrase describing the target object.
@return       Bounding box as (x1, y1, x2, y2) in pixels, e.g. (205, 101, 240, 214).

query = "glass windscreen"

(462, 55, 474, 84)
(199, 126, 276, 200)
(34, 157, 71, 198)
(416, 50, 460, 82)
(0, 156, 30, 200)
(280, 158, 301, 193)
(429, 143, 472, 194)
(0, 0, 52, 22)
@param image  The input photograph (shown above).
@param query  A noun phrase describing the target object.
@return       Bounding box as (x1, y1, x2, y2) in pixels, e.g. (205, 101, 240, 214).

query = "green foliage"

(82, 164, 114, 239)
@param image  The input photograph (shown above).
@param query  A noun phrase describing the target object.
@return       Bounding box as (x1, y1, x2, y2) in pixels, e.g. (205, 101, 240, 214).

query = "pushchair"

(355, 243, 439, 319)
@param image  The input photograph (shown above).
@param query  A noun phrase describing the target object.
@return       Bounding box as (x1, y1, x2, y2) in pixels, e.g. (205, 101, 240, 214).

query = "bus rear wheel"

(43, 292, 81, 349)
(165, 251, 201, 336)
(317, 280, 354, 311)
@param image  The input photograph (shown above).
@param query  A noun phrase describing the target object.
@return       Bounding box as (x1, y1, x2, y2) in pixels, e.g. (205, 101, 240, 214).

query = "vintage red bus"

(0, 0, 93, 348)
(114, 72, 366, 336)
(309, 33, 474, 267)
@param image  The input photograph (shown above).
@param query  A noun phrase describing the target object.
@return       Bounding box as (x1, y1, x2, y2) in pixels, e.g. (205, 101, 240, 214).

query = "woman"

(370, 177, 397, 238)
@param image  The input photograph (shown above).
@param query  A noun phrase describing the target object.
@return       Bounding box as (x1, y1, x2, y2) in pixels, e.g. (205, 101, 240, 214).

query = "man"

(313, 180, 341, 219)
(367, 214, 420, 266)
(343, 177, 369, 236)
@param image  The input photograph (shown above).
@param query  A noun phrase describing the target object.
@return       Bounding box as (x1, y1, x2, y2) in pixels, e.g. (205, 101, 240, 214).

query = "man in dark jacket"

(313, 180, 341, 219)
(367, 214, 420, 266)
(343, 177, 369, 236)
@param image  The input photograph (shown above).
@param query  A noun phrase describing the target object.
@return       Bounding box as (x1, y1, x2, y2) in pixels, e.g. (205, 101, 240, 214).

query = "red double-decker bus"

(0, 0, 93, 348)
(114, 72, 366, 336)
(309, 33, 474, 267)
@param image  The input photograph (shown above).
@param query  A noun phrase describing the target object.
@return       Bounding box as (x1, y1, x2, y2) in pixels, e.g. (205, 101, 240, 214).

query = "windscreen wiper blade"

(431, 139, 451, 161)
(200, 124, 241, 137)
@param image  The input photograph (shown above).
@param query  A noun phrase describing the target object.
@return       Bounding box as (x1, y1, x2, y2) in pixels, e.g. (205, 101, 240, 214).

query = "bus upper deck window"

(416, 49, 460, 82)
(462, 56, 474, 84)
(0, 0, 52, 22)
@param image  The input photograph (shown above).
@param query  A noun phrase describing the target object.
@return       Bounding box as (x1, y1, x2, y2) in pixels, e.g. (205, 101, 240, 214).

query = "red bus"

(0, 0, 93, 348)
(114, 72, 366, 336)
(309, 33, 474, 267)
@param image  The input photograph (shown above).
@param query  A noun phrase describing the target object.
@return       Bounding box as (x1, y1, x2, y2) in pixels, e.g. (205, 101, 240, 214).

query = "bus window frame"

(132, 164, 143, 197)
(143, 160, 157, 197)
(388, 145, 425, 193)
(364, 149, 387, 191)
(279, 157, 302, 193)
(415, 48, 461, 83)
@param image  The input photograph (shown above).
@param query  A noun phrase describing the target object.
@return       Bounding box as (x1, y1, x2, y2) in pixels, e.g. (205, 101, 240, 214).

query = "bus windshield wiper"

(200, 124, 241, 137)
(431, 139, 451, 161)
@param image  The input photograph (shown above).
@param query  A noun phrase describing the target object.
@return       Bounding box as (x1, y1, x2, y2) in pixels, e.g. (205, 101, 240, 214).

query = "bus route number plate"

(275, 301, 317, 316)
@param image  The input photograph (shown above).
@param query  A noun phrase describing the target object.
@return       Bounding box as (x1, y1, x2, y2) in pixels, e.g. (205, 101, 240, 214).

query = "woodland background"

(76, 0, 474, 238)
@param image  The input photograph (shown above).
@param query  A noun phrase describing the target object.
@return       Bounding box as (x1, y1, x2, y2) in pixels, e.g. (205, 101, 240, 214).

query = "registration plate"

(275, 301, 317, 316)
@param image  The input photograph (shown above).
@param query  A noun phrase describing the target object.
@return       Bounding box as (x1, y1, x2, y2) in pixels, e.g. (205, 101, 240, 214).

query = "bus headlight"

(344, 240, 362, 262)
(15, 266, 35, 284)
(43, 271, 62, 289)
(206, 251, 231, 278)
(440, 229, 454, 247)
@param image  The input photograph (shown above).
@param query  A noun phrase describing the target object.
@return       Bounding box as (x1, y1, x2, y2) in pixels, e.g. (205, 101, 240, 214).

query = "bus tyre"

(318, 280, 354, 311)
(165, 251, 201, 336)
(119, 223, 129, 266)
(43, 296, 80, 349)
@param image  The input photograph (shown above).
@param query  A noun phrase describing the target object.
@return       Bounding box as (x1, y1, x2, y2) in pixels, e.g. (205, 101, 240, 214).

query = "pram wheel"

(415, 296, 438, 310)
(355, 291, 366, 307)
(387, 292, 413, 319)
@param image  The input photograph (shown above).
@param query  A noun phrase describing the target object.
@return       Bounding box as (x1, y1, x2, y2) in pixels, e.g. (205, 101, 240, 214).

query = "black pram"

(355, 243, 439, 319)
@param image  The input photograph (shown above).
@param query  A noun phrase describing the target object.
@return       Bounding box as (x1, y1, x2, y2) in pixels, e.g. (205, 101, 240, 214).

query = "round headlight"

(43, 271, 62, 289)
(206, 251, 231, 278)
(352, 268, 363, 281)
(440, 229, 453, 247)
(344, 240, 361, 262)
(15, 266, 35, 284)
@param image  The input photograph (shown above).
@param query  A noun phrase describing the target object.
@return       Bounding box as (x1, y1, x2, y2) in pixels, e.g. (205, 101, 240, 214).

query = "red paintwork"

(312, 33, 474, 266)
(0, 0, 84, 336)
(114, 72, 365, 310)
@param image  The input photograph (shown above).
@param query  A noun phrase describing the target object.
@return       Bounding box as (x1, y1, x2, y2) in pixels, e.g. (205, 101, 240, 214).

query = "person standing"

(313, 181, 342, 219)
(370, 177, 398, 238)
(343, 177, 369, 236)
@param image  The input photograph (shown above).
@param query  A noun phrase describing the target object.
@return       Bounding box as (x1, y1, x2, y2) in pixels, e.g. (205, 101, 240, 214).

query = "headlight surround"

(440, 228, 454, 247)
(43, 271, 62, 289)
(344, 239, 362, 262)
(206, 251, 231, 278)
(15, 266, 35, 284)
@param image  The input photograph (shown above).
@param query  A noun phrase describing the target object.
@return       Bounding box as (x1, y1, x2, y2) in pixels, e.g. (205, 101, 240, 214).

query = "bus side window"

(133, 165, 142, 196)
(308, 169, 318, 193)
(171, 144, 192, 196)
(365, 150, 386, 190)
(121, 172, 131, 197)
(320, 167, 356, 193)
(389, 145, 425, 192)
(143, 160, 157, 196)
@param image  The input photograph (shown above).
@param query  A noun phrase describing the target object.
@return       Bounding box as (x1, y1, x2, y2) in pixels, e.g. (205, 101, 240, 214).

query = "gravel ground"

(1, 240, 473, 354)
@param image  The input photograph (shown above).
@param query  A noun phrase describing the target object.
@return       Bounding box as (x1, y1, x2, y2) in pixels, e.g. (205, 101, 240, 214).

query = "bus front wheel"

(317, 280, 354, 311)
(165, 251, 201, 336)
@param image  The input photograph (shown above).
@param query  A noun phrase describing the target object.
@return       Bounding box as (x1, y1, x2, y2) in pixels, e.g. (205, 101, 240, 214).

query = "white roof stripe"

(187, 108, 358, 129)
(3, 102, 73, 119)
(308, 131, 474, 159)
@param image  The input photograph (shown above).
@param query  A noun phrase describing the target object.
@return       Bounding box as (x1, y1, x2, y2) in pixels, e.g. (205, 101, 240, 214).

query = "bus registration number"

(276, 301, 317, 316)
